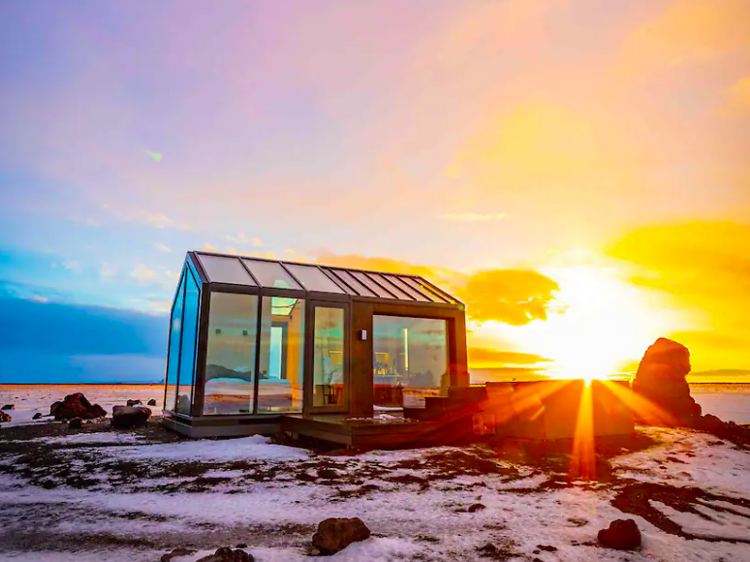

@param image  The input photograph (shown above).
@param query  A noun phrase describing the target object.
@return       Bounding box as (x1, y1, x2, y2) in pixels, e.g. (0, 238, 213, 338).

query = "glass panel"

(312, 307, 346, 408)
(373, 315, 449, 408)
(258, 296, 305, 412)
(402, 277, 449, 303)
(243, 259, 302, 290)
(198, 255, 255, 285)
(176, 271, 200, 415)
(203, 293, 258, 415)
(370, 272, 412, 300)
(328, 269, 376, 297)
(284, 264, 345, 293)
(387, 275, 431, 302)
(350, 271, 393, 298)
(165, 271, 186, 411)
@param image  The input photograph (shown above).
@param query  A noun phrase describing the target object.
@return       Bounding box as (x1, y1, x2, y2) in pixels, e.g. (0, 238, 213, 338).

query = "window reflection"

(258, 297, 305, 412)
(373, 316, 448, 408)
(312, 307, 345, 408)
(176, 271, 200, 415)
(203, 293, 258, 415)
(165, 271, 185, 411)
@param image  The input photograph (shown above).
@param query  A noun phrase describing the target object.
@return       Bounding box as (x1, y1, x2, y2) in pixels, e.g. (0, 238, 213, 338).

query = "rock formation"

(111, 405, 152, 429)
(0, 411, 11, 423)
(632, 338, 701, 425)
(598, 519, 641, 550)
(312, 517, 371, 554)
(50, 393, 107, 421)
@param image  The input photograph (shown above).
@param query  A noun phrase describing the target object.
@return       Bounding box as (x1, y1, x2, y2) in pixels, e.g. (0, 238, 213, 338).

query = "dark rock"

(68, 418, 83, 429)
(161, 548, 196, 562)
(691, 414, 725, 433)
(467, 503, 486, 512)
(598, 518, 641, 550)
(147, 399, 157, 406)
(51, 393, 107, 420)
(32, 413, 43, 420)
(126, 399, 143, 407)
(234, 543, 248, 549)
(195, 547, 253, 562)
(1, 404, 14, 410)
(111, 405, 152, 429)
(0, 411, 11, 423)
(632, 338, 701, 425)
(536, 544, 557, 552)
(312, 517, 371, 555)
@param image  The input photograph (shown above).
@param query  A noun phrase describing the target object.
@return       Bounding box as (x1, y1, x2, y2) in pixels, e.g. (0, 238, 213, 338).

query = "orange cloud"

(314, 253, 559, 327)
(609, 222, 750, 370)
(721, 77, 750, 117)
(618, 0, 750, 76)
(457, 269, 559, 326)
(468, 347, 550, 367)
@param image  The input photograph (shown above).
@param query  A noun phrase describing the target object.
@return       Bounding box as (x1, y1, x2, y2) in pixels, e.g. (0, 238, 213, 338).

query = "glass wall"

(203, 293, 259, 415)
(372, 315, 449, 408)
(312, 306, 346, 408)
(165, 271, 186, 411)
(257, 296, 305, 413)
(176, 271, 200, 415)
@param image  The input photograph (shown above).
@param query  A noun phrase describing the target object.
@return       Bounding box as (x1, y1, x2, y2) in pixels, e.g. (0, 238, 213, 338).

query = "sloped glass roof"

(191, 251, 460, 305)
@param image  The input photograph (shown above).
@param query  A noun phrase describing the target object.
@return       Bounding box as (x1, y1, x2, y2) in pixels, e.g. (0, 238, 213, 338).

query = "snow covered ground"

(2, 420, 750, 562)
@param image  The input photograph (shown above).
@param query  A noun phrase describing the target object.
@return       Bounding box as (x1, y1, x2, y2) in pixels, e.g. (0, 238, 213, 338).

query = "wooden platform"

(280, 412, 473, 449)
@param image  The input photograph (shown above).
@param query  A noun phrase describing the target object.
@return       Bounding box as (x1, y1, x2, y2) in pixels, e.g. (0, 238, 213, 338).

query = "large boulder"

(1, 404, 14, 410)
(195, 547, 253, 562)
(51, 393, 107, 421)
(111, 406, 152, 429)
(126, 399, 142, 407)
(312, 517, 371, 555)
(632, 338, 701, 425)
(598, 518, 641, 550)
(0, 411, 11, 423)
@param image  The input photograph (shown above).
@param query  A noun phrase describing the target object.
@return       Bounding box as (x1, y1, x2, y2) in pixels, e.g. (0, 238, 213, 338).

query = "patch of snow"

(40, 432, 147, 445)
(88, 434, 310, 462)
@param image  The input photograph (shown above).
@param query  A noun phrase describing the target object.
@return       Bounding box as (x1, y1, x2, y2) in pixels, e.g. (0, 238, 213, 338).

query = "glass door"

(307, 302, 349, 413)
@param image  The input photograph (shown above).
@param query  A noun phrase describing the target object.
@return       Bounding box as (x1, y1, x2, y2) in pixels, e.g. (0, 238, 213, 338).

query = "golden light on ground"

(480, 256, 694, 382)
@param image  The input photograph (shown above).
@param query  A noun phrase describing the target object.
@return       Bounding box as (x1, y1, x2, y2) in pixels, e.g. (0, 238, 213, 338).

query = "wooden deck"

(280, 412, 474, 449)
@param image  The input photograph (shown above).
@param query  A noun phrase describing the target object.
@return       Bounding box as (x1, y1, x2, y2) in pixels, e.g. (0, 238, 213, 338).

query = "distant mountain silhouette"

(206, 364, 255, 382)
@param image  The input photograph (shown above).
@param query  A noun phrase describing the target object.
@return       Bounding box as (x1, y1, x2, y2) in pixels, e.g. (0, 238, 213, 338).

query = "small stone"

(467, 503, 486, 512)
(161, 548, 197, 562)
(536, 544, 557, 552)
(147, 399, 157, 406)
(32, 413, 43, 420)
(0, 411, 11, 423)
(598, 518, 641, 550)
(126, 399, 143, 407)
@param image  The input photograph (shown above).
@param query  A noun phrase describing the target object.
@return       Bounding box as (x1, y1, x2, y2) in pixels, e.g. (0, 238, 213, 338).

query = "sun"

(481, 257, 691, 382)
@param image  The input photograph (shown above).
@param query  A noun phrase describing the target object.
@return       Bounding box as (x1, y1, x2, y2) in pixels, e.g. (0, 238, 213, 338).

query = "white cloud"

(155, 243, 172, 253)
(443, 212, 506, 222)
(100, 265, 117, 278)
(62, 260, 81, 272)
(201, 243, 218, 252)
(224, 233, 263, 247)
(26, 295, 49, 303)
(129, 264, 159, 284)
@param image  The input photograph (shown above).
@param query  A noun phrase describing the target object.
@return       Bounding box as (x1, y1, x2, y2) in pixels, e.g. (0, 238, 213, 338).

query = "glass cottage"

(163, 251, 469, 439)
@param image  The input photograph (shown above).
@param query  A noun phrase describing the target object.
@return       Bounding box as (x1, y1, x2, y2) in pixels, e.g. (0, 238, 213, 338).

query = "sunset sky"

(1, 0, 748, 383)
